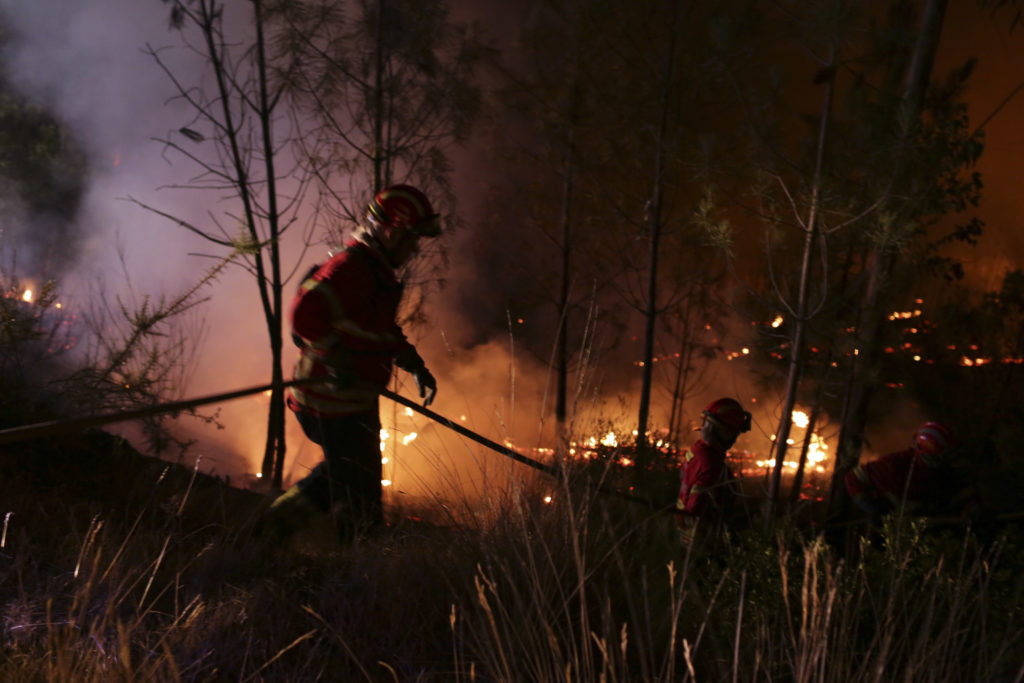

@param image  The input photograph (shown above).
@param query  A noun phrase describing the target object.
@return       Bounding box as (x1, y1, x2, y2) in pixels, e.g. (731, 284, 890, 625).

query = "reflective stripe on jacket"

(675, 439, 734, 549)
(843, 448, 948, 513)
(676, 439, 729, 518)
(287, 239, 414, 417)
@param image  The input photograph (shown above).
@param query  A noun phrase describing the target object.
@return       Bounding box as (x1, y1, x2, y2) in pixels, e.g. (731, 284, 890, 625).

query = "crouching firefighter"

(675, 398, 751, 557)
(260, 184, 441, 542)
(844, 421, 973, 526)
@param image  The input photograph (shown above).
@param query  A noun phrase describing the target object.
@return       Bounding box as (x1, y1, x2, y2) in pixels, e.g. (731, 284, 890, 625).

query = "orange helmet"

(702, 398, 752, 435)
(914, 421, 960, 466)
(367, 184, 441, 238)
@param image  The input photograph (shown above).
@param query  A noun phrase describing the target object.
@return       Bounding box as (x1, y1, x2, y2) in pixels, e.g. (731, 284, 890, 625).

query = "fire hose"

(0, 378, 661, 510)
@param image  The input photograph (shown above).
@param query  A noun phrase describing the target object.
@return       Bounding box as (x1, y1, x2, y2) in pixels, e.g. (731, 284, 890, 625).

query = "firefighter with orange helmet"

(263, 184, 441, 541)
(844, 421, 967, 523)
(675, 398, 751, 551)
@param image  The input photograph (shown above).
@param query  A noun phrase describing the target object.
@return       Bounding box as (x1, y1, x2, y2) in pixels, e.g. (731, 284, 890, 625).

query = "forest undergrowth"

(1, 430, 1022, 682)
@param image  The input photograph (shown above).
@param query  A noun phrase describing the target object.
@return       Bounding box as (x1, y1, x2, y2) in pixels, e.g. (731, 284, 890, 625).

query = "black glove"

(414, 366, 437, 407)
(395, 346, 436, 406)
(395, 346, 423, 372)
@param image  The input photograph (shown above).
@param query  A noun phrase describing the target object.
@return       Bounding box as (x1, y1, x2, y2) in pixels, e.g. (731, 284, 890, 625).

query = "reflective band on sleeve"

(289, 387, 378, 415)
(295, 277, 344, 351)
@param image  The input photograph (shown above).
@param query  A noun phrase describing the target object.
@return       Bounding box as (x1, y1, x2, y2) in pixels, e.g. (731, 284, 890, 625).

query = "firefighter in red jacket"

(844, 421, 964, 524)
(676, 398, 751, 552)
(264, 184, 441, 540)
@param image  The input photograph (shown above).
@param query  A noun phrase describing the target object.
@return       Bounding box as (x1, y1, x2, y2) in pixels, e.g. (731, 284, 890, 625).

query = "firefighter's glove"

(395, 346, 424, 372)
(414, 367, 437, 407)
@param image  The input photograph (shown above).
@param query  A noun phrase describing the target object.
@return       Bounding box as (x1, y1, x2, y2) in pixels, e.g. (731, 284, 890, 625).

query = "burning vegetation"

(3, 0, 1024, 678)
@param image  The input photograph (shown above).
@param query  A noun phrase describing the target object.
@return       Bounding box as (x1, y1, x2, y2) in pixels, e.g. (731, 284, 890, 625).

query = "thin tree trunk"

(835, 0, 949, 475)
(555, 129, 573, 444)
(555, 53, 581, 453)
(789, 393, 823, 507)
(766, 45, 836, 516)
(253, 0, 287, 489)
(373, 0, 385, 192)
(196, 0, 280, 485)
(636, 0, 679, 466)
(667, 302, 695, 448)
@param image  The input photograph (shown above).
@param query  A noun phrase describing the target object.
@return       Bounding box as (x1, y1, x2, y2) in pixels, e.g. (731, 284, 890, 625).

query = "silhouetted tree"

(273, 0, 487, 318)
(141, 0, 315, 487)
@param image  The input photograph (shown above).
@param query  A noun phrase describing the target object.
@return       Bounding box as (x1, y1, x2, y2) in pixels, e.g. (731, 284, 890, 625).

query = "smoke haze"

(0, 0, 1021, 503)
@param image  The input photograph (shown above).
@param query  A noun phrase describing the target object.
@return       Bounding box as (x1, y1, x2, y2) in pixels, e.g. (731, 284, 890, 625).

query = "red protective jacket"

(844, 448, 953, 515)
(675, 439, 733, 546)
(287, 239, 416, 417)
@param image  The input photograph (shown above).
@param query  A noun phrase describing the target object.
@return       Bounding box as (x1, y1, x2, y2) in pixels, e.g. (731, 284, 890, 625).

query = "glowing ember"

(543, 495, 552, 504)
(792, 410, 809, 429)
(600, 431, 618, 447)
(382, 479, 392, 487)
(402, 432, 417, 446)
(807, 433, 828, 463)
(755, 458, 799, 470)
(888, 309, 922, 321)
(21, 289, 32, 303)
(381, 456, 389, 465)
(771, 315, 783, 328)
(404, 408, 414, 417)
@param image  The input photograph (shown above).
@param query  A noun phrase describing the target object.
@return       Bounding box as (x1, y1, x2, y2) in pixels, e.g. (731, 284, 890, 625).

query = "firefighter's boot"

(255, 485, 321, 545)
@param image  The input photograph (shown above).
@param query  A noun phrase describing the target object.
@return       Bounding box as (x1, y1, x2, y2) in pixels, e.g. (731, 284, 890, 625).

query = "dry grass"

(1, 434, 1022, 682)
